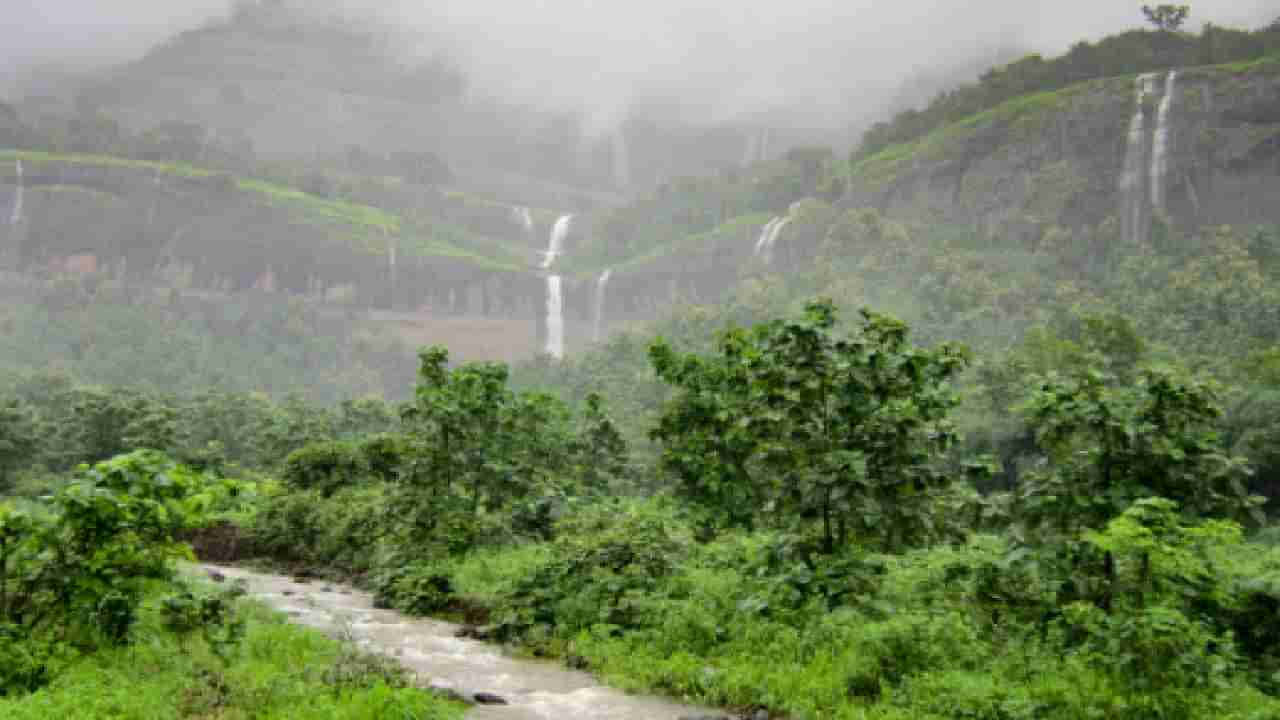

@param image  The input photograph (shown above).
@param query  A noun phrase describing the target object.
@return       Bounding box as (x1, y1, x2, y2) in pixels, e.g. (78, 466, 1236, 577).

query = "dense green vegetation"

(0, 286, 419, 405)
(9, 287, 1267, 717)
(0, 450, 460, 717)
(172, 297, 1279, 719)
(4, 8, 1280, 719)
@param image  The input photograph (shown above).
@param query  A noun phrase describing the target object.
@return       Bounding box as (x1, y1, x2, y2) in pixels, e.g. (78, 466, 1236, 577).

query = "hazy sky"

(4, 0, 1275, 129)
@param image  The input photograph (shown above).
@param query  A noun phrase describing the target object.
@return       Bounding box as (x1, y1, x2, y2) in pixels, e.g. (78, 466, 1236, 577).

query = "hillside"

(846, 55, 1280, 239)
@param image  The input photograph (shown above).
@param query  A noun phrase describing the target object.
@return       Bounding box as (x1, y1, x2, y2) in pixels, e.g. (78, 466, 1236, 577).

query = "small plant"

(160, 585, 247, 664)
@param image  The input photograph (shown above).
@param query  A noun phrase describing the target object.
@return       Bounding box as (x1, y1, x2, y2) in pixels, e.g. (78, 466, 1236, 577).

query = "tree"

(399, 347, 578, 544)
(1016, 363, 1262, 540)
(650, 300, 969, 551)
(569, 393, 630, 494)
(1142, 4, 1190, 32)
(0, 398, 38, 492)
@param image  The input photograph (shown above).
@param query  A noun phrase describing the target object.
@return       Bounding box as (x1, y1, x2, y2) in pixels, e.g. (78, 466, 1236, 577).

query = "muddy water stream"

(205, 565, 720, 720)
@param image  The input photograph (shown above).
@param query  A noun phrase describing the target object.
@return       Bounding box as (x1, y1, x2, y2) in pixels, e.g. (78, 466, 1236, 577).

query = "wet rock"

(455, 624, 494, 641)
(565, 654, 589, 670)
(471, 692, 508, 705)
(207, 569, 226, 583)
(752, 710, 770, 720)
(425, 684, 467, 703)
(281, 590, 295, 597)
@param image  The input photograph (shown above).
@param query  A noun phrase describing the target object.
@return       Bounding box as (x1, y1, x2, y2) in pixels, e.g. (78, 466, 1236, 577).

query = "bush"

(281, 441, 368, 497)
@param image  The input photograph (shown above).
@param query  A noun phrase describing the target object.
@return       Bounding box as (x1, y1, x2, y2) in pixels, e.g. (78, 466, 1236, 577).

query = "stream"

(203, 565, 723, 720)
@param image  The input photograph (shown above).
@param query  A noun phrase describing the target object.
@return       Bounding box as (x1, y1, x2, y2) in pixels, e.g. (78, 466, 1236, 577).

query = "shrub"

(281, 441, 367, 497)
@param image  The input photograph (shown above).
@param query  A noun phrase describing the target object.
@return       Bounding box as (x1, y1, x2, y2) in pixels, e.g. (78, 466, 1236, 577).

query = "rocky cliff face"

(845, 57, 1280, 241)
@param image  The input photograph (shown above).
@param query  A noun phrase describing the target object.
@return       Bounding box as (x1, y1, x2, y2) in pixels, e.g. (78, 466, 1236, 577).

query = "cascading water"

(1150, 71, 1178, 214)
(10, 159, 24, 226)
(1119, 73, 1157, 244)
(742, 128, 772, 167)
(592, 268, 612, 343)
(541, 214, 573, 359)
(753, 215, 791, 265)
(513, 206, 534, 236)
(542, 214, 572, 269)
(545, 275, 565, 358)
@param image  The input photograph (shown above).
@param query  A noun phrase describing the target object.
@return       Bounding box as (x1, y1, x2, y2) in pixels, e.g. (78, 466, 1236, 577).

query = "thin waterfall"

(753, 215, 792, 265)
(1150, 70, 1178, 213)
(513, 206, 534, 235)
(1119, 73, 1157, 244)
(592, 268, 612, 342)
(612, 131, 631, 189)
(742, 128, 772, 166)
(541, 214, 573, 359)
(742, 130, 760, 167)
(543, 214, 572, 269)
(545, 275, 565, 359)
(10, 159, 24, 226)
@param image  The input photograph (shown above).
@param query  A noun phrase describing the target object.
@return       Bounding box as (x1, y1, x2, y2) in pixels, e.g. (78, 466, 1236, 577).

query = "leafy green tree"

(569, 393, 630, 494)
(650, 300, 969, 551)
(0, 399, 38, 493)
(1, 451, 216, 664)
(281, 441, 367, 497)
(1142, 4, 1191, 32)
(1017, 363, 1263, 540)
(401, 348, 510, 523)
(259, 394, 336, 466)
(60, 387, 145, 467)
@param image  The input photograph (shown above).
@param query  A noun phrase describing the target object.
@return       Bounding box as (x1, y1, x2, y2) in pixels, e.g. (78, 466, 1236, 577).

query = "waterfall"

(1150, 71, 1178, 213)
(513, 206, 534, 235)
(543, 214, 573, 269)
(1119, 73, 1157, 244)
(592, 269, 612, 343)
(612, 131, 631, 189)
(742, 128, 772, 167)
(540, 214, 573, 358)
(753, 215, 792, 265)
(10, 159, 23, 226)
(545, 275, 565, 359)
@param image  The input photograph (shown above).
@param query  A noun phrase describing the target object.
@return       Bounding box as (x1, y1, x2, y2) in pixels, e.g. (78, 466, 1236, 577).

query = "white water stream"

(541, 215, 573, 359)
(592, 268, 612, 343)
(205, 565, 716, 720)
(514, 206, 535, 236)
(542, 215, 572, 270)
(1150, 70, 1178, 213)
(545, 275, 565, 359)
(1119, 73, 1156, 244)
(10, 159, 24, 226)
(753, 215, 791, 265)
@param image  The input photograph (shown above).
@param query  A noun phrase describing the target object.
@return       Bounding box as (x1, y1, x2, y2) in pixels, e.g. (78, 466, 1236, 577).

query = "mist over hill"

(7, 0, 1274, 139)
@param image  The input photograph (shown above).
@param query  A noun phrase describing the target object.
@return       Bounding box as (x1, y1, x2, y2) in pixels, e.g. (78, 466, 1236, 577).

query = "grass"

(606, 212, 774, 275)
(0, 149, 216, 179)
(0, 592, 465, 720)
(0, 148, 529, 271)
(851, 82, 1098, 189)
(434, 533, 1280, 720)
(237, 179, 402, 234)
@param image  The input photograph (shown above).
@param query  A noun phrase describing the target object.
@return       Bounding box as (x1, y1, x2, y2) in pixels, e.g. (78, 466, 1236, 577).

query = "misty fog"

(6, 0, 1275, 134)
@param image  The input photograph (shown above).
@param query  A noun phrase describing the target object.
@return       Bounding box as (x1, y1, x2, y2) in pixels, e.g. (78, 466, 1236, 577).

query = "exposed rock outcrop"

(845, 59, 1280, 241)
